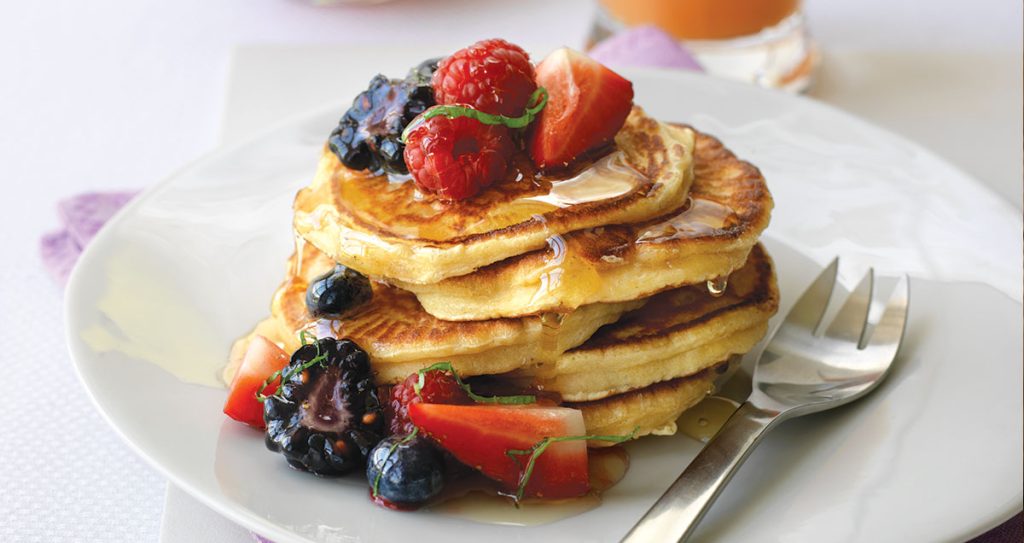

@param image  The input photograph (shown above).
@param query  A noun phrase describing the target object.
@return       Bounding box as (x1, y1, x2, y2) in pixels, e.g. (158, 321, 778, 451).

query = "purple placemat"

(40, 191, 139, 286)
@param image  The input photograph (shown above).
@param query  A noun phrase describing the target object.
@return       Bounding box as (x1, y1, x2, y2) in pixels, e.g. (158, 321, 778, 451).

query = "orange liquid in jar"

(600, 0, 799, 40)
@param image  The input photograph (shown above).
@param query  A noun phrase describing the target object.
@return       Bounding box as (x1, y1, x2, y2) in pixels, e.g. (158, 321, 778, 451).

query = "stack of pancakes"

(228, 107, 778, 445)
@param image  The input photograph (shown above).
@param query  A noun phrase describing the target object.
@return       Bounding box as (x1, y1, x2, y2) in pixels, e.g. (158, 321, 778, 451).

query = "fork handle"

(621, 401, 780, 543)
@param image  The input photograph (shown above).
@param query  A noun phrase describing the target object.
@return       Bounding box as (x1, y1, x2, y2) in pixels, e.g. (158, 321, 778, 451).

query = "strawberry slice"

(409, 403, 589, 499)
(223, 335, 290, 429)
(528, 48, 634, 171)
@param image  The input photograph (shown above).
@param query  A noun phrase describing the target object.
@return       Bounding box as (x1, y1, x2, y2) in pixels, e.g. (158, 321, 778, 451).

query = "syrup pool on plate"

(431, 446, 630, 526)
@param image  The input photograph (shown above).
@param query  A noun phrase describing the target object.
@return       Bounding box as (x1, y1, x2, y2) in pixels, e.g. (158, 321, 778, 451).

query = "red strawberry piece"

(433, 39, 537, 117)
(388, 367, 472, 435)
(223, 335, 290, 429)
(528, 48, 634, 171)
(409, 404, 590, 499)
(404, 111, 516, 201)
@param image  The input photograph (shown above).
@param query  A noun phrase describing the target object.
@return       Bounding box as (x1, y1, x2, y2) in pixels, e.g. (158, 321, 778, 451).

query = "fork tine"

(780, 257, 839, 334)
(824, 269, 874, 344)
(863, 275, 910, 358)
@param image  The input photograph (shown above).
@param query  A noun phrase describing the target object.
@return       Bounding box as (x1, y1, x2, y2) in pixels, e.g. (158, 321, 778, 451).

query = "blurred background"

(2, 0, 1020, 208)
(1, 1, 1020, 541)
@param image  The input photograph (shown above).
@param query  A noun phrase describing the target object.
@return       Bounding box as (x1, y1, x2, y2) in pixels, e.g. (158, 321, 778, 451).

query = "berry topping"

(403, 110, 516, 200)
(388, 365, 472, 436)
(366, 432, 446, 507)
(223, 335, 290, 429)
(263, 338, 384, 476)
(305, 264, 372, 319)
(328, 72, 435, 175)
(409, 404, 592, 499)
(528, 48, 634, 171)
(432, 39, 537, 117)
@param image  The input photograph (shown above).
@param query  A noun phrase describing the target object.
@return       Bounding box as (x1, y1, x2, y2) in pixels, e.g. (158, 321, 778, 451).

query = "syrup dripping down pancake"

(293, 107, 695, 285)
(399, 130, 773, 320)
(520, 244, 778, 402)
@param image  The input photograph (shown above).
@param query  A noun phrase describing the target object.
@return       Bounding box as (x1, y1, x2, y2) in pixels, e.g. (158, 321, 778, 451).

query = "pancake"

(224, 240, 644, 386)
(398, 129, 773, 321)
(520, 243, 778, 402)
(293, 107, 695, 285)
(572, 363, 725, 447)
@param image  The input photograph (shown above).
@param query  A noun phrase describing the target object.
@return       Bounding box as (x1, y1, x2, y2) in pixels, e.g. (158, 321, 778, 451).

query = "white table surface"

(1, 1, 1020, 541)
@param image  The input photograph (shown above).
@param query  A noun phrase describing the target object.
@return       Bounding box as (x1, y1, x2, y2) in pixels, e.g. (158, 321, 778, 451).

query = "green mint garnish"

(505, 427, 639, 502)
(372, 428, 420, 498)
(400, 87, 548, 142)
(255, 335, 329, 403)
(414, 361, 536, 405)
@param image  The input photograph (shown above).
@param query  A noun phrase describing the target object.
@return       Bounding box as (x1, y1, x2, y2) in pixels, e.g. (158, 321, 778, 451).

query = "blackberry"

(328, 59, 440, 175)
(264, 338, 384, 476)
(305, 264, 372, 319)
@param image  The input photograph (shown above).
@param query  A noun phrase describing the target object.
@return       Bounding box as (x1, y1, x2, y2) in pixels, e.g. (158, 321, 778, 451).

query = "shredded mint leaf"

(401, 87, 548, 142)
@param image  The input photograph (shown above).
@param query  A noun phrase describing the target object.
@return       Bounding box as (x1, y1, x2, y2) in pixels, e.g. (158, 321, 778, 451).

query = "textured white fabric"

(0, 267, 166, 540)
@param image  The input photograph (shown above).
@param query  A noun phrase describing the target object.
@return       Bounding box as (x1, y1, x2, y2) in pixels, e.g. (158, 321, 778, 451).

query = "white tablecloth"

(1, 1, 1020, 541)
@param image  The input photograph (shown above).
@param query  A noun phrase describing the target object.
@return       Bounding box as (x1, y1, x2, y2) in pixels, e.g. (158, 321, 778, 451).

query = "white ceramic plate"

(66, 70, 1022, 542)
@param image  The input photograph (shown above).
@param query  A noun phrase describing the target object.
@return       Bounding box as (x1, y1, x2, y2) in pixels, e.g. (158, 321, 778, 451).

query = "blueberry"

(406, 57, 442, 87)
(366, 435, 445, 505)
(305, 265, 372, 318)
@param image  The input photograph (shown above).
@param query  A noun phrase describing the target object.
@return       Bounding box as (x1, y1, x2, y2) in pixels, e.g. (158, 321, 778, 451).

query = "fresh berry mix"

(432, 39, 537, 117)
(366, 434, 446, 507)
(264, 338, 384, 476)
(328, 71, 436, 175)
(305, 264, 372, 319)
(388, 366, 471, 435)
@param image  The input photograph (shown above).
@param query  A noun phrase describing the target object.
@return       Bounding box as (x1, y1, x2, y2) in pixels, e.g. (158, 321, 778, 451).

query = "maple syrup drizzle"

(678, 360, 749, 442)
(291, 230, 306, 277)
(635, 197, 737, 244)
(536, 234, 567, 298)
(706, 276, 729, 297)
(536, 311, 567, 371)
(521, 152, 642, 209)
(335, 150, 651, 241)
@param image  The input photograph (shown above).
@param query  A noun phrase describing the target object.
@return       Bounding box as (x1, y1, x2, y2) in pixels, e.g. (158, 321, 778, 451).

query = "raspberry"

(403, 111, 516, 200)
(432, 39, 537, 117)
(388, 368, 471, 435)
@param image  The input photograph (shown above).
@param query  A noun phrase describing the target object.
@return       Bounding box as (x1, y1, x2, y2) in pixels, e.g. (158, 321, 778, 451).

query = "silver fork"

(621, 259, 910, 542)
